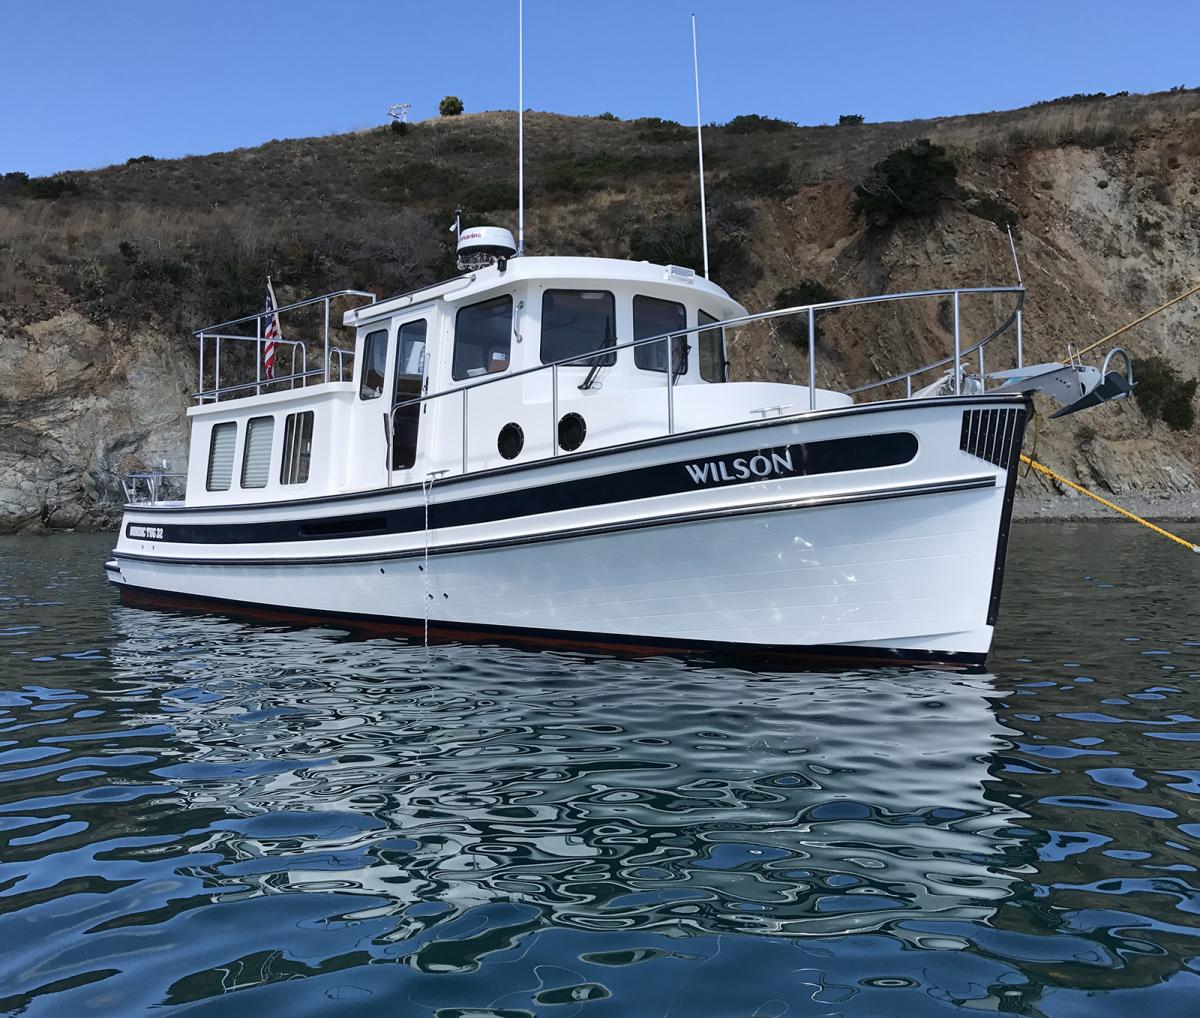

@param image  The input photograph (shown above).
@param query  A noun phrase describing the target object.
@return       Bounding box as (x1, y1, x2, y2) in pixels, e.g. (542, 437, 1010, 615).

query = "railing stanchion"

(462, 387, 469, 475)
(1015, 308, 1024, 369)
(665, 337, 675, 434)
(978, 346, 985, 390)
(807, 307, 816, 410)
(952, 291, 962, 396)
(323, 297, 331, 385)
(906, 375, 912, 398)
(215, 338, 221, 402)
(551, 364, 559, 457)
(198, 333, 205, 403)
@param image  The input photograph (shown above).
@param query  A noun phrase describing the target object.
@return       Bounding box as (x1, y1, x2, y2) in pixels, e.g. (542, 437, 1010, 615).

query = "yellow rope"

(1020, 455, 1200, 553)
(1074, 280, 1200, 359)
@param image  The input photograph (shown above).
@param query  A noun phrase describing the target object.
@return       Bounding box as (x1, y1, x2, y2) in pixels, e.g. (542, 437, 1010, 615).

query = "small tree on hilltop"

(439, 95, 464, 117)
(838, 114, 864, 126)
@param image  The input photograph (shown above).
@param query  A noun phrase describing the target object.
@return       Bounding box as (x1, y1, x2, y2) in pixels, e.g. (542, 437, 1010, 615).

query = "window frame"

(698, 310, 727, 383)
(452, 294, 514, 382)
(280, 410, 314, 485)
(359, 328, 389, 400)
(205, 421, 237, 492)
(539, 288, 618, 368)
(240, 415, 275, 489)
(633, 295, 689, 375)
(391, 318, 428, 471)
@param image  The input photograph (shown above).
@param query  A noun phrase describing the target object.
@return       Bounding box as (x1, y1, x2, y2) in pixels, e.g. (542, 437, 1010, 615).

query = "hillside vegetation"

(2, 90, 1200, 529)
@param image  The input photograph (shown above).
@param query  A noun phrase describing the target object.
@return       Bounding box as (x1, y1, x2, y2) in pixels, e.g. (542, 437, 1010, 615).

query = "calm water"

(0, 525, 1197, 1017)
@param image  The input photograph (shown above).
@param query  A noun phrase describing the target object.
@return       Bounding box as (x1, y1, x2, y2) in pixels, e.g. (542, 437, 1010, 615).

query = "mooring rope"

(1074, 279, 1200, 360)
(1020, 455, 1200, 553)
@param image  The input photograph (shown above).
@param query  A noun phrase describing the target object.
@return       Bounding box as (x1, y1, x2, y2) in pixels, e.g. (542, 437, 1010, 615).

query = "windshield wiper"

(579, 321, 617, 390)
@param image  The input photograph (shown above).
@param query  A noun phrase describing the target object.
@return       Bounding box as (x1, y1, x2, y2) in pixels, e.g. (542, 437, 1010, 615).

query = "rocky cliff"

(2, 90, 1198, 531)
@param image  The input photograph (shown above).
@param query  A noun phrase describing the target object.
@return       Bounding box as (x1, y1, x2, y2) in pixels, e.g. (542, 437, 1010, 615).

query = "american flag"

(263, 278, 282, 380)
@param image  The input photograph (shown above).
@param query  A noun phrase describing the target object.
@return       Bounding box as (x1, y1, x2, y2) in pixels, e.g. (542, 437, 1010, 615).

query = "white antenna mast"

(691, 13, 709, 279)
(517, 0, 525, 255)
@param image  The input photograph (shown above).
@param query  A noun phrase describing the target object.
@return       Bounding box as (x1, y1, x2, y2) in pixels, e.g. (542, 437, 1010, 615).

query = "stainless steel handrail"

(331, 348, 355, 383)
(194, 289, 375, 403)
(196, 334, 308, 403)
(120, 472, 188, 505)
(384, 285, 1025, 479)
(195, 368, 326, 402)
(192, 289, 376, 336)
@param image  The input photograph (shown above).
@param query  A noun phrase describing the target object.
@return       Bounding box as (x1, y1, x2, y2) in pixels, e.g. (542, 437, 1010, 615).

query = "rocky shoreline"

(1013, 491, 1200, 523)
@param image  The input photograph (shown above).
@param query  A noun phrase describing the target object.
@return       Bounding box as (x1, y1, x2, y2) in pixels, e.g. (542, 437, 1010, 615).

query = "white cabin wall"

(183, 387, 356, 506)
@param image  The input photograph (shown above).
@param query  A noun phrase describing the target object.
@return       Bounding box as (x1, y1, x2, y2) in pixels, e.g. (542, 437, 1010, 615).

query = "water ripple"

(0, 526, 1198, 1014)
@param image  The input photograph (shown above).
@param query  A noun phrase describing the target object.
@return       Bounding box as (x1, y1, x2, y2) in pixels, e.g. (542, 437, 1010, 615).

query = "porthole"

(497, 422, 524, 460)
(558, 412, 587, 452)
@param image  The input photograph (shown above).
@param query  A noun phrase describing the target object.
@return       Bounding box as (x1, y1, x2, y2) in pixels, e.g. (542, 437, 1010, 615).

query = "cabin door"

(391, 318, 428, 472)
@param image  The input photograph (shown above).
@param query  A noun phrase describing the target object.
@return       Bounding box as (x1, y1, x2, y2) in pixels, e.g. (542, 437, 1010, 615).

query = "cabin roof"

(344, 256, 746, 328)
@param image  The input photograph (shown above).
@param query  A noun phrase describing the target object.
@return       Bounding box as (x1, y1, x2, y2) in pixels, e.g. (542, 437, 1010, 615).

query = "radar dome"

(457, 226, 517, 271)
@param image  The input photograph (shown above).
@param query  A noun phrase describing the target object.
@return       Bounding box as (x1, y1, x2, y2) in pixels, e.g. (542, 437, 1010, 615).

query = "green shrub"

(774, 281, 839, 345)
(723, 160, 794, 200)
(854, 139, 958, 228)
(629, 201, 759, 291)
(632, 117, 688, 143)
(434, 133, 506, 155)
(125, 155, 156, 165)
(29, 175, 83, 200)
(963, 190, 1019, 232)
(596, 111, 619, 121)
(540, 152, 689, 196)
(376, 161, 464, 202)
(0, 171, 30, 196)
(461, 180, 518, 211)
(390, 119, 407, 136)
(723, 113, 793, 133)
(838, 114, 865, 126)
(1075, 423, 1097, 444)
(439, 95, 464, 117)
(1132, 355, 1197, 431)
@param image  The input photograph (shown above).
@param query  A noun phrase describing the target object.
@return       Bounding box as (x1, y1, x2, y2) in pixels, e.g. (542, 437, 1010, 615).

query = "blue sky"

(3, 0, 1198, 177)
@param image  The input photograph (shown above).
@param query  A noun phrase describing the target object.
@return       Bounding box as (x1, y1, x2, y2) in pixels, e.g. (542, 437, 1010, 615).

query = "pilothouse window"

(359, 329, 388, 400)
(453, 295, 513, 381)
(699, 310, 727, 383)
(540, 290, 617, 366)
(633, 296, 688, 375)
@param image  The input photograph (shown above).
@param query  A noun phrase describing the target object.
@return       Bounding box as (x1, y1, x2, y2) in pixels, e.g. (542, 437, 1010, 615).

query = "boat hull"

(108, 396, 1028, 668)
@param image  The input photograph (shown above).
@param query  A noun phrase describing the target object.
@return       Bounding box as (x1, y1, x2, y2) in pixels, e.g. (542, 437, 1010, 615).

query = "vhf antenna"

(692, 14, 709, 279)
(517, 0, 525, 255)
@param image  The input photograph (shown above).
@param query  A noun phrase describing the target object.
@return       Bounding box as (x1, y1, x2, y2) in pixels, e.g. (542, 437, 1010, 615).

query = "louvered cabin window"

(280, 411, 314, 485)
(240, 416, 274, 489)
(206, 422, 237, 492)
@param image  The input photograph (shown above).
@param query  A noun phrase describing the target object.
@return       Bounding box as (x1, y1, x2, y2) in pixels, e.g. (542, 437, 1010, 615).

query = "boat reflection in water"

(109, 608, 1028, 952)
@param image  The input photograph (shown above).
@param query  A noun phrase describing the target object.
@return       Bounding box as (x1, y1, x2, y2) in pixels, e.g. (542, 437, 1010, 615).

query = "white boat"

(108, 227, 1035, 668)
